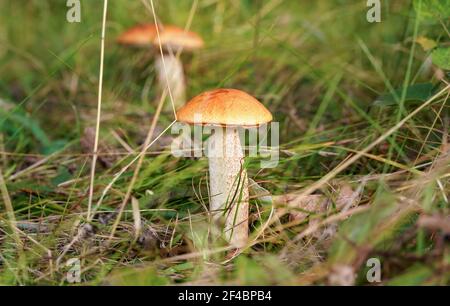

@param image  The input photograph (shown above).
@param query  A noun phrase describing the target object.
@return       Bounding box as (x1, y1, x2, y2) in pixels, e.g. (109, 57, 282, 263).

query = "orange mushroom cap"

(117, 24, 157, 46)
(157, 25, 204, 51)
(176, 89, 273, 127)
(118, 24, 203, 51)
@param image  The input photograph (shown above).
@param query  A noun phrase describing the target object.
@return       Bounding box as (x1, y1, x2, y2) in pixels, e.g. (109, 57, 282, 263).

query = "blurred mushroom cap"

(118, 24, 203, 51)
(117, 24, 157, 46)
(157, 25, 204, 51)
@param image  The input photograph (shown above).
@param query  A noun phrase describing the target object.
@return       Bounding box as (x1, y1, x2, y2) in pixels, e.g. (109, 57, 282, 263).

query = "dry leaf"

(416, 36, 437, 51)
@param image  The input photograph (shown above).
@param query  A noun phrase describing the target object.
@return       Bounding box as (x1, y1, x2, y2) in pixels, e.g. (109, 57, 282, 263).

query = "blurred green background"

(0, 0, 449, 285)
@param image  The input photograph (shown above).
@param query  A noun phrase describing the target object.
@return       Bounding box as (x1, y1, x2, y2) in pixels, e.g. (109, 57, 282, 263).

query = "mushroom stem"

(154, 54, 186, 112)
(208, 127, 249, 248)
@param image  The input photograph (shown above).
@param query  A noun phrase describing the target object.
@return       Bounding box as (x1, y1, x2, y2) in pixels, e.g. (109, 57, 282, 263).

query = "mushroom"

(176, 89, 273, 248)
(117, 24, 204, 111)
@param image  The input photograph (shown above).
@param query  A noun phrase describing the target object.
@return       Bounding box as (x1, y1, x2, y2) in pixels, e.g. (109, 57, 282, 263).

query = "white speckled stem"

(208, 128, 249, 248)
(154, 54, 186, 111)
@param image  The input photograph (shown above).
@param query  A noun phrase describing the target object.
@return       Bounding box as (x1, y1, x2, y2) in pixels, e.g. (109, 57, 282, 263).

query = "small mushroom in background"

(176, 89, 273, 248)
(117, 24, 204, 112)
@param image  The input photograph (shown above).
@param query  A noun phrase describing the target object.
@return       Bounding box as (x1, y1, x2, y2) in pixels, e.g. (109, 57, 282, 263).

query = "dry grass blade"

(0, 169, 22, 249)
(87, 0, 109, 221)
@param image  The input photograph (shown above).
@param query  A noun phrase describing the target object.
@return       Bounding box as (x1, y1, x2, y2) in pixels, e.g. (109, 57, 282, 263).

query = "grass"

(0, 0, 449, 285)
